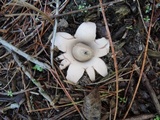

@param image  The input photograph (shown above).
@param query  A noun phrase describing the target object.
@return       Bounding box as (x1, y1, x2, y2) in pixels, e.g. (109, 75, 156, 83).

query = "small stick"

(0, 37, 51, 70)
(51, 0, 59, 68)
(122, 0, 155, 119)
(136, 0, 156, 47)
(142, 72, 160, 114)
(51, 0, 124, 18)
(99, 0, 119, 120)
(11, 51, 56, 108)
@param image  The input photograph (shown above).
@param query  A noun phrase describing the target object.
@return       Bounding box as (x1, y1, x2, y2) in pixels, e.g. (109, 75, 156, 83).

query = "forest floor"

(0, 0, 160, 120)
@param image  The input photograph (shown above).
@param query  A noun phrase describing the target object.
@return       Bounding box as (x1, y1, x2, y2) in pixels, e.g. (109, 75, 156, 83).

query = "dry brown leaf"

(82, 88, 101, 120)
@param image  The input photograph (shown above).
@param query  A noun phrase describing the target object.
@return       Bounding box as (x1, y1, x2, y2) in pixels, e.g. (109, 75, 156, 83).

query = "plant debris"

(0, 0, 160, 119)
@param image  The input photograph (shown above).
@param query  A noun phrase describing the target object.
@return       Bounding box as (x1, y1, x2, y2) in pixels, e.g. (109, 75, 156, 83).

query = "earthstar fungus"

(53, 22, 110, 83)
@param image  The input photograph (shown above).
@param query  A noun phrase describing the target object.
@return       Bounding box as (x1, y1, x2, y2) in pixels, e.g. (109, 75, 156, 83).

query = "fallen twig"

(10, 0, 54, 24)
(122, 0, 155, 119)
(136, 0, 156, 47)
(142, 73, 160, 114)
(11, 51, 55, 108)
(0, 37, 51, 70)
(49, 69, 85, 119)
(129, 65, 160, 114)
(99, 0, 119, 120)
(51, 0, 124, 18)
(51, 0, 59, 68)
